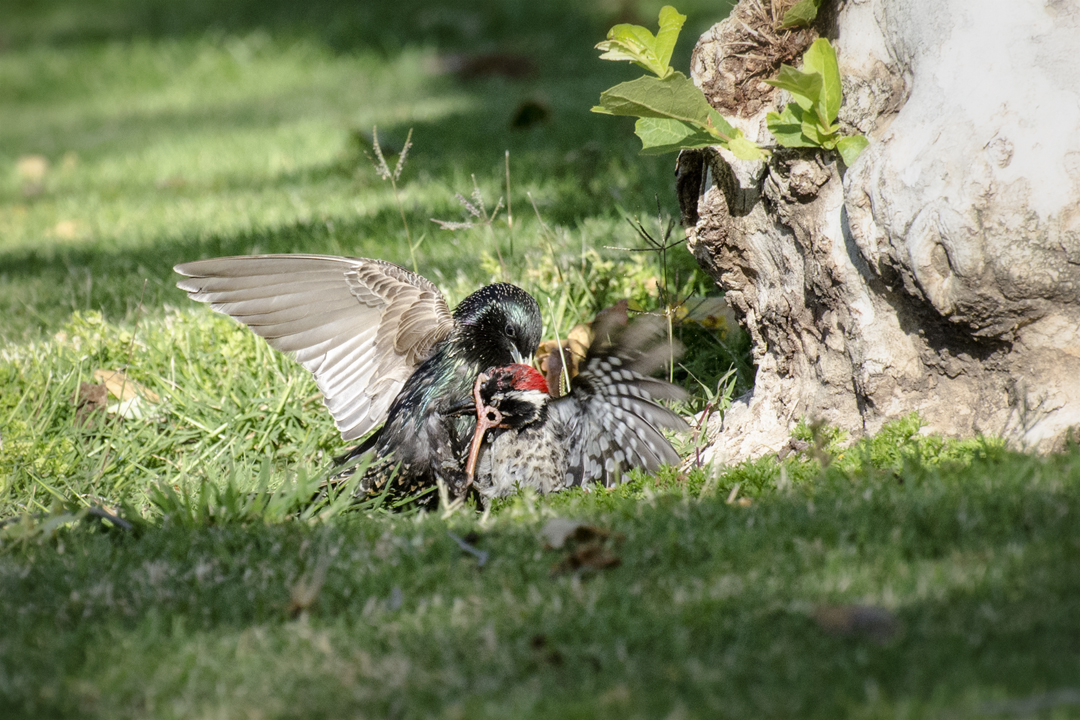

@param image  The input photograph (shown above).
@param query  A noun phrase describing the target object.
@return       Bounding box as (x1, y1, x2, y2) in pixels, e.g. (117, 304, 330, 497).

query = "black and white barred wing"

(550, 316, 689, 488)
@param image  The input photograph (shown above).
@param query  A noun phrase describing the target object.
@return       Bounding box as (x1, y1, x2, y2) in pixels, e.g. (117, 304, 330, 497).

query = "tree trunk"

(683, 0, 1080, 463)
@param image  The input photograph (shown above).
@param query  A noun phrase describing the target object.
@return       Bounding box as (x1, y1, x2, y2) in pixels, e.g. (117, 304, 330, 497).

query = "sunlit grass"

(3, 0, 1079, 717)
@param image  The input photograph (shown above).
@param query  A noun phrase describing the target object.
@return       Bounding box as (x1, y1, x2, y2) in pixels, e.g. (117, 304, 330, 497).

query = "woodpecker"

(461, 315, 689, 503)
(175, 254, 542, 499)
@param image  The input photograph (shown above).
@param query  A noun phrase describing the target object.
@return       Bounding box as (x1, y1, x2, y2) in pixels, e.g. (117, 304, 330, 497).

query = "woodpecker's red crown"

(486, 363, 549, 394)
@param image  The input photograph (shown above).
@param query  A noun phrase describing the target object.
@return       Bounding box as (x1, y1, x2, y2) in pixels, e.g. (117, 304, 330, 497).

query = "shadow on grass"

(2, 0, 720, 339)
(3, 458, 1079, 717)
(0, 67, 674, 340)
(8, 0, 733, 60)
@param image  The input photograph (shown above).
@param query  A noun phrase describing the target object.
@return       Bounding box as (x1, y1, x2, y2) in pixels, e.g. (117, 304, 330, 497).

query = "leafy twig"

(593, 6, 766, 160)
(765, 39, 868, 165)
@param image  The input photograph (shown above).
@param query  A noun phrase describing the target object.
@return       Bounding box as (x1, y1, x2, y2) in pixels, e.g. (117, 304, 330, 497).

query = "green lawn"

(3, 1, 1080, 717)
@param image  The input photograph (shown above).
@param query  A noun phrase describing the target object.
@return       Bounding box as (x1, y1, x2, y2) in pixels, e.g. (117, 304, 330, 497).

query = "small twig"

(528, 192, 564, 285)
(504, 150, 514, 257)
(738, 20, 768, 42)
(0, 505, 134, 532)
(447, 531, 489, 567)
(85, 506, 134, 531)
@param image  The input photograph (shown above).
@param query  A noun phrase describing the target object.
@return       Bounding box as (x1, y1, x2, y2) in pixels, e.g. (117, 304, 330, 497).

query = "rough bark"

(684, 0, 1080, 463)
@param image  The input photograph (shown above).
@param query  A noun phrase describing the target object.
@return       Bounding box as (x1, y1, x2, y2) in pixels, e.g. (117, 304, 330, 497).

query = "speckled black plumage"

(174, 254, 541, 506)
(339, 282, 542, 501)
(468, 315, 690, 505)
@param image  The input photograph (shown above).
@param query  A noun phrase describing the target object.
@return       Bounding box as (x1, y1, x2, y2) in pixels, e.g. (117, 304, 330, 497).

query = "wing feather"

(175, 254, 455, 440)
(553, 315, 689, 487)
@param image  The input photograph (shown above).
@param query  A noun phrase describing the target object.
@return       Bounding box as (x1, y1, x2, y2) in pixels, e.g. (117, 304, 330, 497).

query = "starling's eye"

(504, 323, 516, 338)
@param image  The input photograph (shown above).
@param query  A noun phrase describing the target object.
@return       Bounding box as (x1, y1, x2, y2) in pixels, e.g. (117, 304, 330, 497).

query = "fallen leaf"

(52, 220, 81, 240)
(73, 382, 108, 425)
(679, 296, 738, 335)
(565, 321, 591, 360)
(93, 369, 160, 403)
(541, 518, 623, 575)
(540, 517, 610, 549)
(440, 52, 537, 80)
(16, 154, 48, 183)
(552, 543, 621, 574)
(536, 339, 573, 397)
(510, 99, 549, 129)
(813, 604, 899, 644)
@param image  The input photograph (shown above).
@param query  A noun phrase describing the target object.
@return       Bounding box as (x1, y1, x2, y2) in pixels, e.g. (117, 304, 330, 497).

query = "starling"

(175, 254, 542, 499)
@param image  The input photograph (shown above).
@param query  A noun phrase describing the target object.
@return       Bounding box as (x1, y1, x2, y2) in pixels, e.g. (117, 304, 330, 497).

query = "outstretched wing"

(175, 254, 454, 440)
(551, 315, 689, 487)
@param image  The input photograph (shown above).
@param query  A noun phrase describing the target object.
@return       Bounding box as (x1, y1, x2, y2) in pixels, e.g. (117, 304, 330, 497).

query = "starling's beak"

(511, 347, 533, 367)
(464, 372, 504, 490)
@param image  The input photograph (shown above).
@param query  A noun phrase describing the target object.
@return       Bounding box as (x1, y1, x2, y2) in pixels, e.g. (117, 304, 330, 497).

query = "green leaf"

(764, 65, 821, 111)
(800, 116, 835, 148)
(635, 117, 718, 155)
(596, 24, 666, 77)
(654, 6, 687, 74)
(704, 107, 740, 142)
(780, 0, 822, 29)
(594, 73, 721, 127)
(595, 6, 685, 78)
(726, 135, 769, 161)
(836, 135, 869, 165)
(766, 107, 817, 148)
(802, 38, 841, 126)
(636, 118, 766, 160)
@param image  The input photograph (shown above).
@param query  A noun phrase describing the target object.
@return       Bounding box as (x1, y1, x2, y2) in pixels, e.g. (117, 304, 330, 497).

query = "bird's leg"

(464, 372, 503, 490)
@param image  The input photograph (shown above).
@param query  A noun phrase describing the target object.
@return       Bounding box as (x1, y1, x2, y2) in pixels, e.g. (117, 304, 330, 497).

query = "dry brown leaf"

(439, 52, 537, 80)
(73, 382, 108, 425)
(540, 518, 585, 549)
(552, 543, 621, 574)
(93, 369, 160, 403)
(52, 220, 81, 240)
(536, 339, 577, 397)
(812, 604, 899, 644)
(566, 322, 592, 359)
(534, 300, 632, 396)
(541, 518, 623, 575)
(16, 155, 48, 183)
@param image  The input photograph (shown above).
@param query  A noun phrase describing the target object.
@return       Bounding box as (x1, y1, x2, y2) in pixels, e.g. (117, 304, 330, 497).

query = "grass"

(6, 441, 1080, 718)
(3, 0, 1080, 717)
